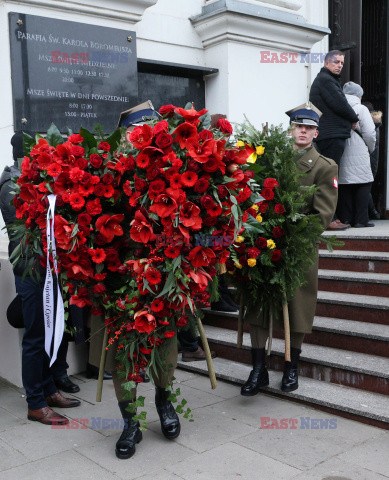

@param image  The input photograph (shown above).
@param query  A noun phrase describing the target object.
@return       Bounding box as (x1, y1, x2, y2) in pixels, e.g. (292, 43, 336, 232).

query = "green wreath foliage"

(227, 120, 325, 317)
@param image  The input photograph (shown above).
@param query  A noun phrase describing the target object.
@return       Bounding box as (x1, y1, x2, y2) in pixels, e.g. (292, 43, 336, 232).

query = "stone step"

(318, 250, 389, 274)
(201, 325, 389, 395)
(318, 269, 389, 296)
(203, 310, 389, 357)
(320, 238, 389, 252)
(177, 357, 389, 429)
(315, 291, 389, 325)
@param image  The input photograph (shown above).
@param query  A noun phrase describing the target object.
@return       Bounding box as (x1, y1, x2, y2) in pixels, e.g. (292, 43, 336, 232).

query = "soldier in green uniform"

(241, 103, 338, 396)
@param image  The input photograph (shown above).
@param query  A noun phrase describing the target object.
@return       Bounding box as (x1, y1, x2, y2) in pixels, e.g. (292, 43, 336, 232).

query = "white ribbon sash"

(43, 194, 65, 366)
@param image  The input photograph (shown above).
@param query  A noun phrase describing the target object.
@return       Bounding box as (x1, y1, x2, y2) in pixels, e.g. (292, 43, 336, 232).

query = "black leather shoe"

(281, 347, 301, 392)
(115, 401, 143, 460)
(85, 363, 112, 380)
(369, 209, 380, 220)
(54, 376, 80, 394)
(155, 387, 181, 440)
(354, 222, 375, 228)
(241, 348, 269, 396)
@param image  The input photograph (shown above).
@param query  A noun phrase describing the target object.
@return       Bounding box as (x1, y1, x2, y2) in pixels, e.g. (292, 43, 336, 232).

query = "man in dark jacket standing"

(309, 50, 359, 230)
(0, 132, 80, 425)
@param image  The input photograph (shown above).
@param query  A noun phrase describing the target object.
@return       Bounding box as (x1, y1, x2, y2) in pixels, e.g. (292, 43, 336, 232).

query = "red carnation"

(86, 198, 102, 216)
(271, 249, 282, 262)
(274, 203, 285, 214)
(272, 226, 284, 238)
(216, 118, 233, 134)
(247, 247, 260, 258)
(263, 178, 279, 189)
(255, 237, 268, 249)
(181, 171, 198, 187)
(98, 141, 111, 152)
(145, 269, 162, 285)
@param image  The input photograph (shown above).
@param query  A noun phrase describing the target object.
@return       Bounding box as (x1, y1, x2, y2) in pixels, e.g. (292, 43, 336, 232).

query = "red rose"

(217, 185, 229, 199)
(71, 145, 85, 157)
(271, 249, 282, 262)
(102, 173, 114, 184)
(199, 130, 213, 141)
(159, 104, 176, 117)
(258, 202, 268, 213)
(176, 316, 188, 327)
(90, 154, 103, 168)
(255, 237, 268, 249)
(274, 203, 285, 214)
(263, 178, 279, 189)
(216, 118, 233, 134)
(134, 310, 156, 334)
(194, 177, 210, 193)
(261, 188, 275, 201)
(94, 183, 106, 197)
(272, 226, 284, 238)
(155, 132, 173, 149)
(98, 141, 111, 152)
(203, 157, 220, 173)
(200, 195, 214, 209)
(247, 247, 260, 258)
(68, 134, 84, 144)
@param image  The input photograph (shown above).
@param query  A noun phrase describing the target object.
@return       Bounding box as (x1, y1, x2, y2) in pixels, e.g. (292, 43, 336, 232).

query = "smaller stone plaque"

(9, 13, 138, 133)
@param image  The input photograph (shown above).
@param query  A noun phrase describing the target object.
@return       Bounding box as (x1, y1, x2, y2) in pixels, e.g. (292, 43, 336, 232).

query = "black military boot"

(115, 401, 143, 459)
(155, 387, 181, 439)
(281, 347, 301, 392)
(240, 348, 269, 396)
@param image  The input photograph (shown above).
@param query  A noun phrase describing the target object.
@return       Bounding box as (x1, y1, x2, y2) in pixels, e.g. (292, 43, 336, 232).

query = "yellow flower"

(256, 146, 265, 156)
(267, 239, 276, 250)
(247, 152, 257, 164)
(235, 140, 245, 148)
(234, 261, 243, 269)
(235, 236, 245, 243)
(251, 204, 259, 211)
(256, 214, 263, 223)
(247, 258, 257, 267)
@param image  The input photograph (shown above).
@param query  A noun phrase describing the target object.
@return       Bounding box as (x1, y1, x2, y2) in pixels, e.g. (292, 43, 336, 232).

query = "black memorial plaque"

(9, 13, 138, 133)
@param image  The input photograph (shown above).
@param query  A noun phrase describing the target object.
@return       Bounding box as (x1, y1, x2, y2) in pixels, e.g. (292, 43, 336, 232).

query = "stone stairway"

(178, 222, 389, 429)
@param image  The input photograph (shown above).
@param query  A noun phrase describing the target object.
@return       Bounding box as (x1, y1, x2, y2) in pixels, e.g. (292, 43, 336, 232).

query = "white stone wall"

(0, 0, 333, 385)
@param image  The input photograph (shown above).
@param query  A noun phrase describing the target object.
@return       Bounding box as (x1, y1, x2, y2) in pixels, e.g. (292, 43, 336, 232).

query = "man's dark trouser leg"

(15, 275, 57, 410)
(354, 182, 372, 226)
(337, 184, 354, 224)
(177, 330, 199, 353)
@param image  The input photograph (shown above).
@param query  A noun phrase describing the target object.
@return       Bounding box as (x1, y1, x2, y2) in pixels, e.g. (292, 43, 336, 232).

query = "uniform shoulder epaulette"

(319, 154, 336, 166)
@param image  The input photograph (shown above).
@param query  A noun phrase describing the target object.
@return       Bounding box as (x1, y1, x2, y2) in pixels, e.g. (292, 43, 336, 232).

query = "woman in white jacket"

(337, 82, 376, 227)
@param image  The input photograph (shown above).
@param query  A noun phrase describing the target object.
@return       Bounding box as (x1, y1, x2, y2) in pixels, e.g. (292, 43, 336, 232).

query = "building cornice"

(191, 0, 330, 51)
(3, 0, 158, 25)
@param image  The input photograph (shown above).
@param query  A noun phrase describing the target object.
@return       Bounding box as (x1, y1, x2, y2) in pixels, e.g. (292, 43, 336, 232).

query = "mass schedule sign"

(9, 13, 138, 132)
